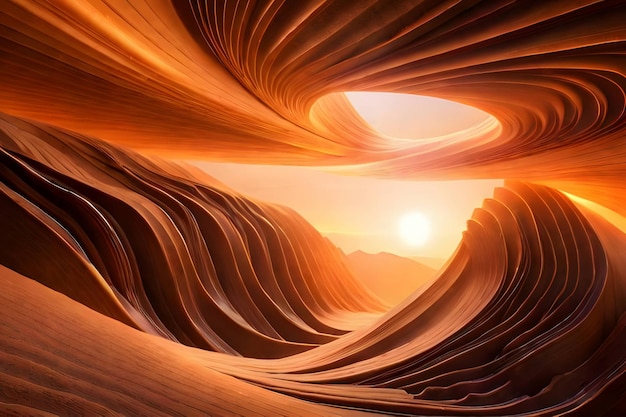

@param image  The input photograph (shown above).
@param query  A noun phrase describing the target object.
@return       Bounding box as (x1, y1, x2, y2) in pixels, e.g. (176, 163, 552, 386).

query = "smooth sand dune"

(1, 1, 626, 415)
(0, 264, 369, 416)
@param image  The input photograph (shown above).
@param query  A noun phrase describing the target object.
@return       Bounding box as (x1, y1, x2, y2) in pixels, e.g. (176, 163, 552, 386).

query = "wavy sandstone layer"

(1, 1, 625, 416)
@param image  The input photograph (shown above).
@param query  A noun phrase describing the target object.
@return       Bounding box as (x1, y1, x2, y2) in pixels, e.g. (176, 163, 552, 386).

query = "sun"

(398, 212, 431, 247)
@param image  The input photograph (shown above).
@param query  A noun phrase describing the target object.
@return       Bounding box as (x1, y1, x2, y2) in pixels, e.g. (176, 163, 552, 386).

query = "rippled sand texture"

(1, 1, 626, 416)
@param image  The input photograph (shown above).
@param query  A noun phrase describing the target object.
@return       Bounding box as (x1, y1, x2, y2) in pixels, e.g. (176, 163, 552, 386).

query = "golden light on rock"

(1, 1, 625, 416)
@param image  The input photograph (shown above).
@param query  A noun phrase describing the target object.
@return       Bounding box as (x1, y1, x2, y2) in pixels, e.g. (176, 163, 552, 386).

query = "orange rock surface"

(1, 1, 625, 415)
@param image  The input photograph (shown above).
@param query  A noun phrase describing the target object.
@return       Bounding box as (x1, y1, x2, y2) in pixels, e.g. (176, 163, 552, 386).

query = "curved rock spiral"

(1, 1, 625, 415)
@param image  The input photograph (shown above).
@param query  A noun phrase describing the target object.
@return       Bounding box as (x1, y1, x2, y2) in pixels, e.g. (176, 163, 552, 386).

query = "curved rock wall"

(1, 1, 625, 415)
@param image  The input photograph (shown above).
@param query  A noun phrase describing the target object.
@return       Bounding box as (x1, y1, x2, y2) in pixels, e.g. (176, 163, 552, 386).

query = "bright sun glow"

(398, 212, 431, 247)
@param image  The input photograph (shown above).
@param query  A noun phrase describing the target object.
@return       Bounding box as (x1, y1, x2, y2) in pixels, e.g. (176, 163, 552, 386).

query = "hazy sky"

(345, 91, 492, 138)
(192, 162, 502, 260)
(191, 93, 502, 261)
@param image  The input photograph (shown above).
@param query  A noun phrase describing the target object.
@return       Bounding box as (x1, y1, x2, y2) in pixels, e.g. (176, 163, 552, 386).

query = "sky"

(345, 91, 492, 138)
(191, 92, 502, 262)
(189, 162, 502, 261)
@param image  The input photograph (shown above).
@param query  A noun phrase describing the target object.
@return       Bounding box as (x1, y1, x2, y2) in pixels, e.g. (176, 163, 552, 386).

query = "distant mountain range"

(344, 250, 440, 306)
